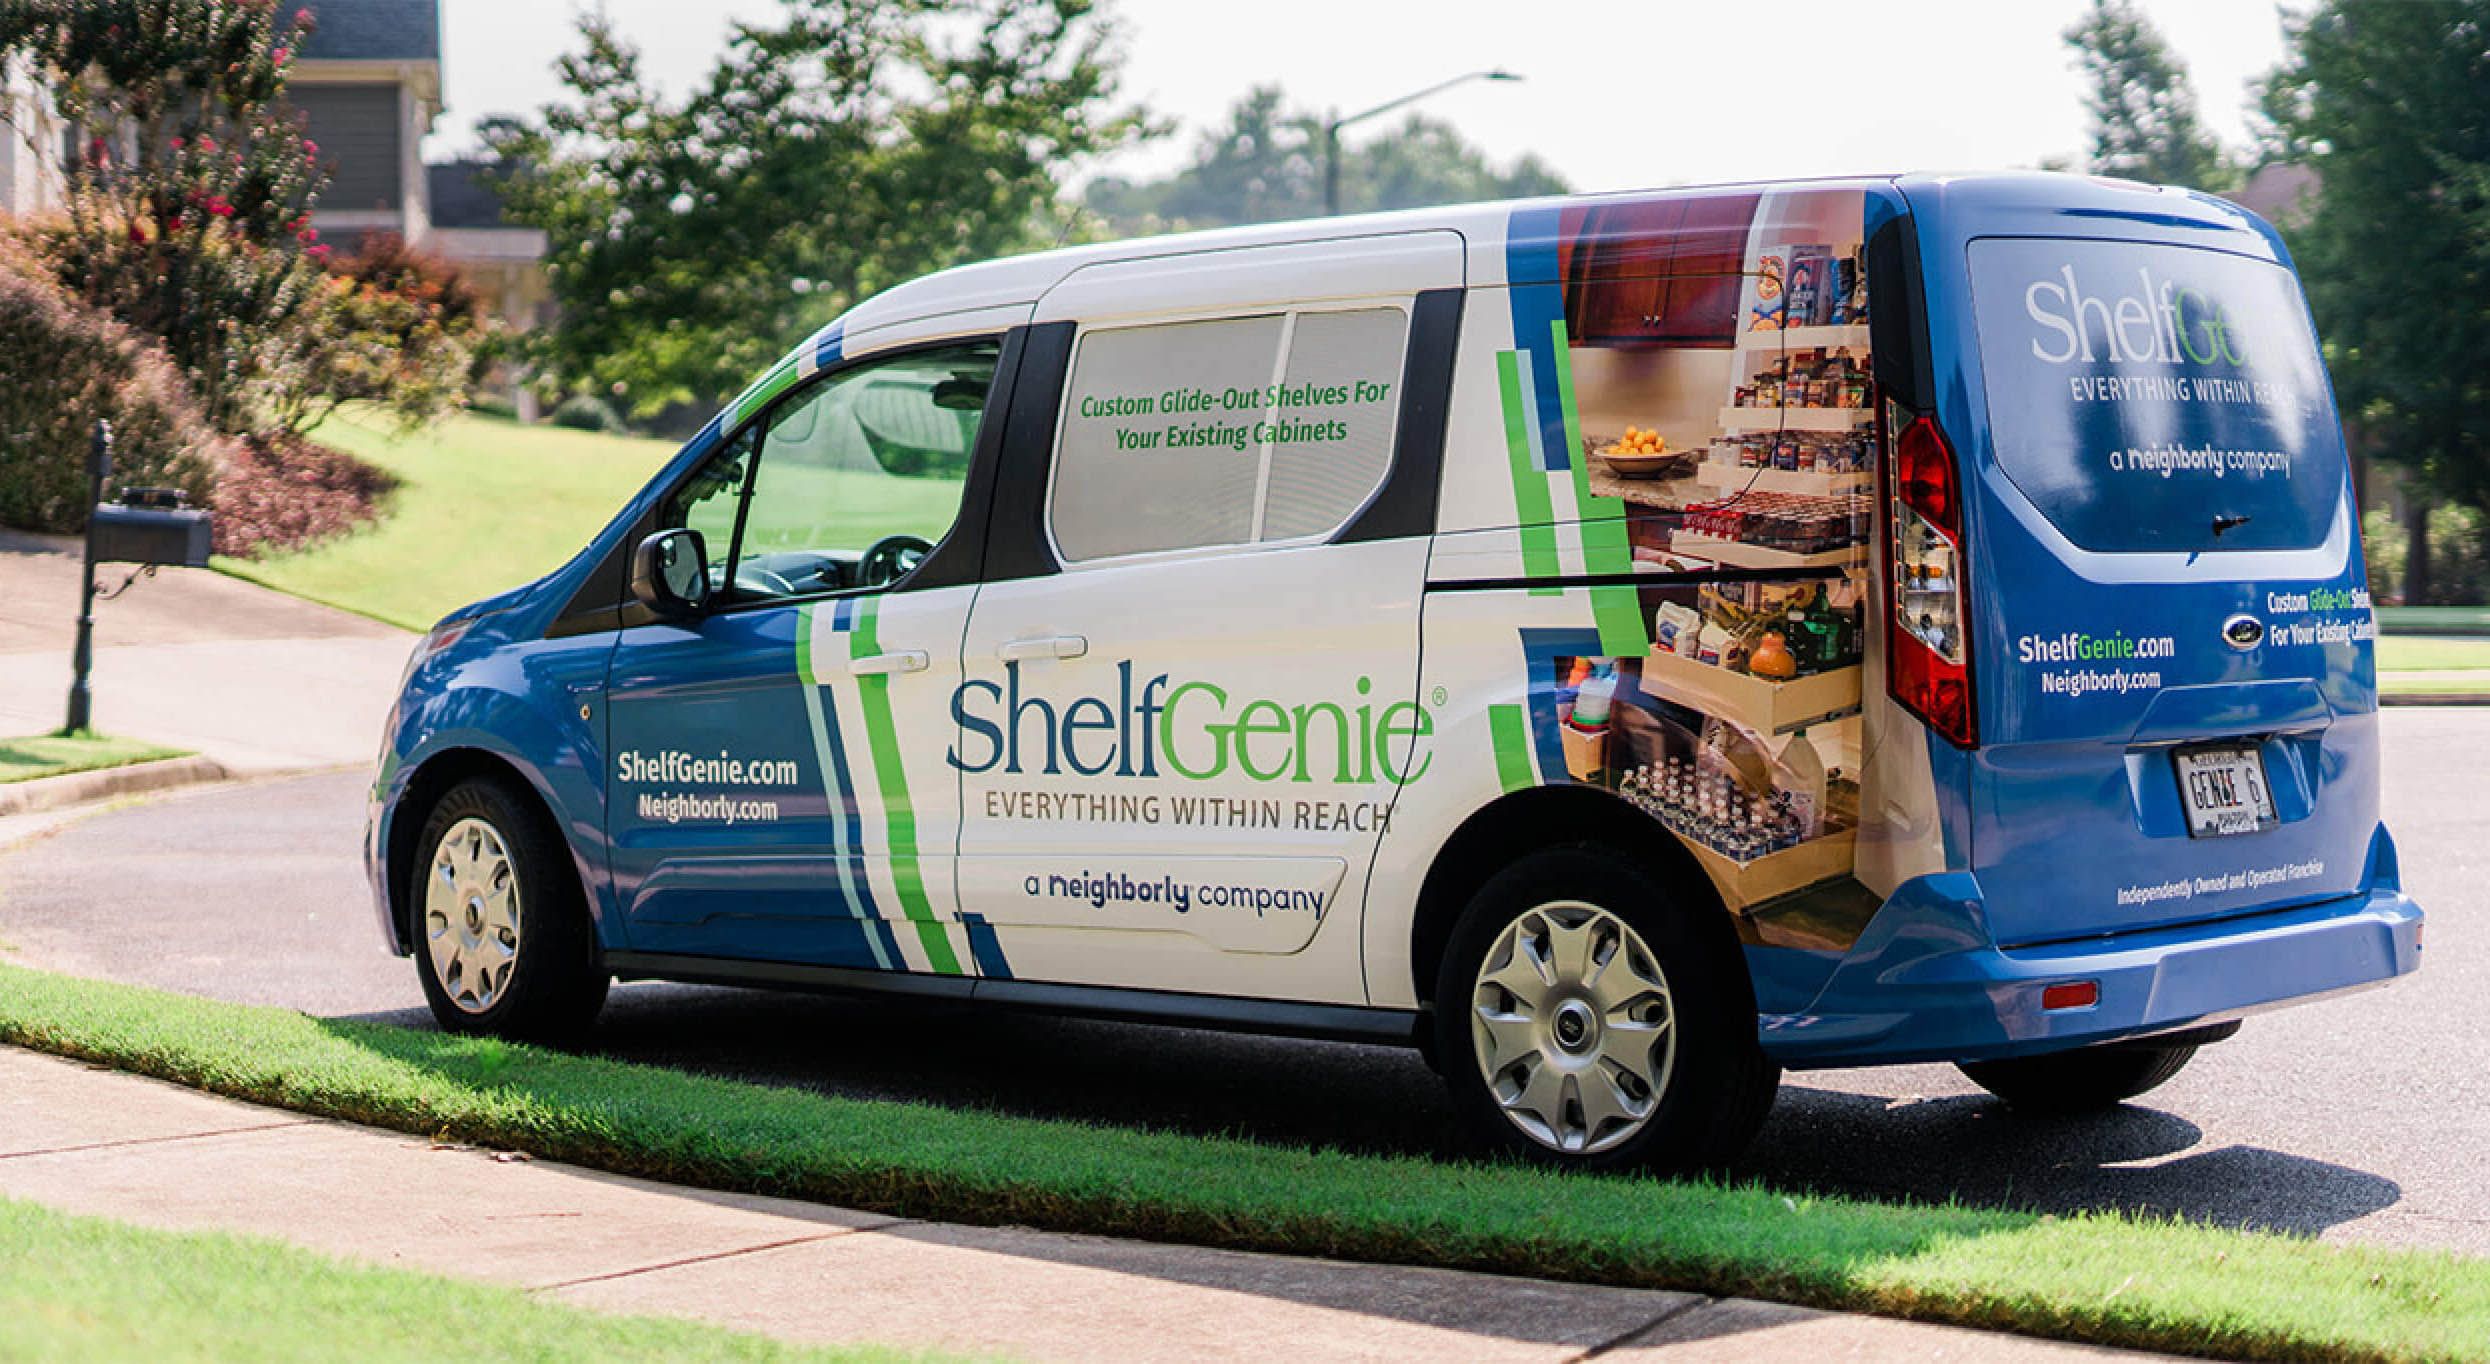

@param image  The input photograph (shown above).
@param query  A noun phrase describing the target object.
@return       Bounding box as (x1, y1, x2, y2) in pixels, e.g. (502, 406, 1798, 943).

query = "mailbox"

(89, 488, 212, 568)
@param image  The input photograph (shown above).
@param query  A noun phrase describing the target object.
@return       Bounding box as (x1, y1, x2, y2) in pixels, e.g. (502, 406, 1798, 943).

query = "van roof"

(724, 171, 2279, 424)
(833, 172, 1909, 338)
(839, 170, 2285, 336)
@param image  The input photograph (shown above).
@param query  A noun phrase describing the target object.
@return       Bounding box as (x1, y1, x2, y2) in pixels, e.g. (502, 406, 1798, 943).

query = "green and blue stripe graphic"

(1482, 210, 1663, 790)
(725, 322, 845, 430)
(794, 604, 904, 971)
(1491, 219, 1653, 656)
(834, 595, 965, 977)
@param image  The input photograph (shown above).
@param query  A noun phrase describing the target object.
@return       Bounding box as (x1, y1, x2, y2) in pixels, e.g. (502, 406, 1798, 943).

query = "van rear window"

(1968, 237, 2345, 553)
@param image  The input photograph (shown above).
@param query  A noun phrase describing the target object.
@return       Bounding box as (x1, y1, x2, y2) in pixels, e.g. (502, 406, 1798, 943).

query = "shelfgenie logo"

(950, 660, 1432, 786)
(2020, 628, 2177, 700)
(616, 749, 800, 787)
(2015, 630, 2177, 665)
(2023, 263, 2246, 368)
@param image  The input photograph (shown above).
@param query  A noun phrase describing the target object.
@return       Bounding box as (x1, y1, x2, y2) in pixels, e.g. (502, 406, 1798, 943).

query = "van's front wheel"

(413, 778, 607, 1042)
(1432, 846, 1777, 1173)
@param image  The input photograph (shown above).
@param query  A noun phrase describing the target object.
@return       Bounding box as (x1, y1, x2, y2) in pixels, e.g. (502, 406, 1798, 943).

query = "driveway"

(0, 530, 409, 772)
(0, 710, 2478, 1257)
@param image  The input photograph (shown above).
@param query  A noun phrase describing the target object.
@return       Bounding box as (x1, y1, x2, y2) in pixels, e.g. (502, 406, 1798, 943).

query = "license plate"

(2174, 742, 2277, 838)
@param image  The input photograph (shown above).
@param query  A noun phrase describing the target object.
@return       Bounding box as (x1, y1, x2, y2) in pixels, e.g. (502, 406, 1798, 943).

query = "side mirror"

(631, 528, 713, 617)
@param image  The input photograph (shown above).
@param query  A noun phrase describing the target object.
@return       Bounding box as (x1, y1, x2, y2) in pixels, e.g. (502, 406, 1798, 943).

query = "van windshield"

(1968, 237, 2344, 553)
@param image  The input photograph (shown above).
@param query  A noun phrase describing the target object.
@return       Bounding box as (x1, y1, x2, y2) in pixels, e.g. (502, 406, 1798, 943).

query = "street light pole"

(1322, 69, 1523, 217)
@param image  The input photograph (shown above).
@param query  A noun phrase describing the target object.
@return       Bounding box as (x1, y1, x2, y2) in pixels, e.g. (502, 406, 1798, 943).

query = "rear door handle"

(849, 650, 929, 677)
(996, 635, 1089, 663)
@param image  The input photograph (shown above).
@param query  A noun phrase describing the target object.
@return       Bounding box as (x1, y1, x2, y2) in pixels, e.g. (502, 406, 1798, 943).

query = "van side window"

(1050, 306, 1409, 563)
(1261, 308, 1407, 541)
(729, 340, 999, 601)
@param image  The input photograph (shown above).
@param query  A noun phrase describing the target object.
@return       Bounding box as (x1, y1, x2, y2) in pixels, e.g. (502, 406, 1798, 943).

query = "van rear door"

(1911, 179, 2379, 948)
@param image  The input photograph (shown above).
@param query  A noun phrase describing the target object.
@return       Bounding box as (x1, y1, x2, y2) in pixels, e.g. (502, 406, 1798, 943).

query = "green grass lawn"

(216, 409, 679, 631)
(2376, 635, 2490, 672)
(0, 732, 188, 785)
(221, 410, 971, 631)
(2381, 676, 2490, 696)
(0, 1197, 945, 1363)
(2377, 606, 2490, 637)
(2, 963, 2485, 1364)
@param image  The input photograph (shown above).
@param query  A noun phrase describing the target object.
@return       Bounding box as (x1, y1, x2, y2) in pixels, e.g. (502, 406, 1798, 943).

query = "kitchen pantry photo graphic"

(1545, 187, 1889, 940)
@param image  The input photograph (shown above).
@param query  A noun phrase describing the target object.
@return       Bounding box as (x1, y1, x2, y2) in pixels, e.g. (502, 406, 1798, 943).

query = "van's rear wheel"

(1957, 1042, 2201, 1113)
(1432, 845, 1777, 1173)
(413, 778, 607, 1042)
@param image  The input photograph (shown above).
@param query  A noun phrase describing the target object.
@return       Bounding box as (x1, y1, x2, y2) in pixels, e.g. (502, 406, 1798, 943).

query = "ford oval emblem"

(2222, 614, 2266, 651)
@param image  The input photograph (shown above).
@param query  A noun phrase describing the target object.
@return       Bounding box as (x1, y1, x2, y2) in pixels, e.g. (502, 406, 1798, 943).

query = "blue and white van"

(369, 172, 2420, 1171)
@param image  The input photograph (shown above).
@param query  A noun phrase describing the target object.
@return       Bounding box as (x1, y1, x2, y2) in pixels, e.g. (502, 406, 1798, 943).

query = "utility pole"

(1322, 69, 1523, 216)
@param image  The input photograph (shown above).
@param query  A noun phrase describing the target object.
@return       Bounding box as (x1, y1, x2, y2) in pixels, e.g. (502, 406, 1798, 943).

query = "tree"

(2262, 0, 2490, 603)
(0, 0, 485, 440)
(2063, 0, 2238, 192)
(1081, 84, 1566, 235)
(1, 0, 334, 432)
(484, 0, 1148, 417)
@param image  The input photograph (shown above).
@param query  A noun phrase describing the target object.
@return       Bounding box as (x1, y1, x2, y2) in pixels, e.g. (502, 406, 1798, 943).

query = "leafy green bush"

(550, 393, 627, 434)
(468, 392, 520, 421)
(12, 4, 486, 443)
(275, 234, 494, 437)
(0, 242, 219, 534)
(2361, 503, 2489, 607)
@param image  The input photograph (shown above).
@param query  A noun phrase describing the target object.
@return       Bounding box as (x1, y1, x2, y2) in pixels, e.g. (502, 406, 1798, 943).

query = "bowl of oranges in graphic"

(1597, 427, 1695, 479)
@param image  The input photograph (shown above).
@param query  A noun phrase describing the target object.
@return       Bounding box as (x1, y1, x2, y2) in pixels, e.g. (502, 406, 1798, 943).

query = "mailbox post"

(64, 423, 110, 734)
(64, 421, 214, 733)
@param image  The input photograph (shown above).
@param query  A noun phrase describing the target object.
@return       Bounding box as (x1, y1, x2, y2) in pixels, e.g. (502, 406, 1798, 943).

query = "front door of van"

(604, 338, 1002, 976)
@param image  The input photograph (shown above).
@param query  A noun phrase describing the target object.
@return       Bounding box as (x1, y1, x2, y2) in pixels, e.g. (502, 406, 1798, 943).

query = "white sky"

(430, 0, 2292, 190)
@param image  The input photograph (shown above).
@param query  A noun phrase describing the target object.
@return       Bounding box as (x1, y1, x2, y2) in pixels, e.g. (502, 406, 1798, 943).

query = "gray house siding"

(291, 84, 401, 213)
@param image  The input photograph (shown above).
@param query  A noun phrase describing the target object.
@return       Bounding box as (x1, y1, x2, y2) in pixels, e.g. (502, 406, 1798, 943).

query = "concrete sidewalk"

(0, 530, 409, 773)
(0, 1047, 2166, 1362)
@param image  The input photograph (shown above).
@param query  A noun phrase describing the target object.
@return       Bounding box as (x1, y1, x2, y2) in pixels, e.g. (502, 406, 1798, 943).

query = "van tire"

(1956, 1043, 2199, 1114)
(1431, 844, 1778, 1173)
(411, 778, 607, 1043)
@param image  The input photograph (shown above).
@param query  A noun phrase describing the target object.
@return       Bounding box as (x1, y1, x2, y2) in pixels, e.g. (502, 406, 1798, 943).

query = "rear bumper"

(1758, 872, 2421, 1068)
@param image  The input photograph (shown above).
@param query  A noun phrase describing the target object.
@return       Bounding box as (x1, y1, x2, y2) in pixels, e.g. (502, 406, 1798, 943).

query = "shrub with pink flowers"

(0, 1, 484, 551)
(0, 237, 221, 534)
(7, 2, 490, 431)
(207, 431, 398, 557)
(17, 0, 342, 436)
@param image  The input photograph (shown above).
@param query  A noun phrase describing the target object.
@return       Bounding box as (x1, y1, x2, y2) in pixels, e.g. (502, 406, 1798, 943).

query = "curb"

(2381, 693, 2490, 707)
(0, 755, 232, 818)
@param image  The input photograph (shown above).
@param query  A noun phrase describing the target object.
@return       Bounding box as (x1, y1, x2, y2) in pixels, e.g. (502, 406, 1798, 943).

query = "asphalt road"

(3, 713, 2481, 1255)
(0, 530, 409, 772)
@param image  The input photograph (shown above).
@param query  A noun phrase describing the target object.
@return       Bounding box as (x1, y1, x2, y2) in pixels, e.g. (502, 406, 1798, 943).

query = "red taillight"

(2041, 981, 2099, 1011)
(1887, 409, 1977, 747)
(1896, 416, 1958, 528)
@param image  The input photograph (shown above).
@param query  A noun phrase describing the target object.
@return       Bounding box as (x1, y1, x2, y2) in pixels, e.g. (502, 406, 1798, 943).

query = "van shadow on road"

(0, 766, 2417, 1248)
(344, 981, 2402, 1241)
(1750, 1085, 2401, 1238)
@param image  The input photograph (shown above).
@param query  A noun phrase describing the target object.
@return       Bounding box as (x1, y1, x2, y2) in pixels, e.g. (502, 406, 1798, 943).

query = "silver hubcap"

(1471, 900, 1676, 1156)
(425, 817, 521, 1014)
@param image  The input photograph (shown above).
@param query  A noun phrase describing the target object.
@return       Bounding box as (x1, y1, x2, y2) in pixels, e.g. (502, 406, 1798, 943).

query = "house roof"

(2226, 163, 2318, 226)
(292, 0, 441, 63)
